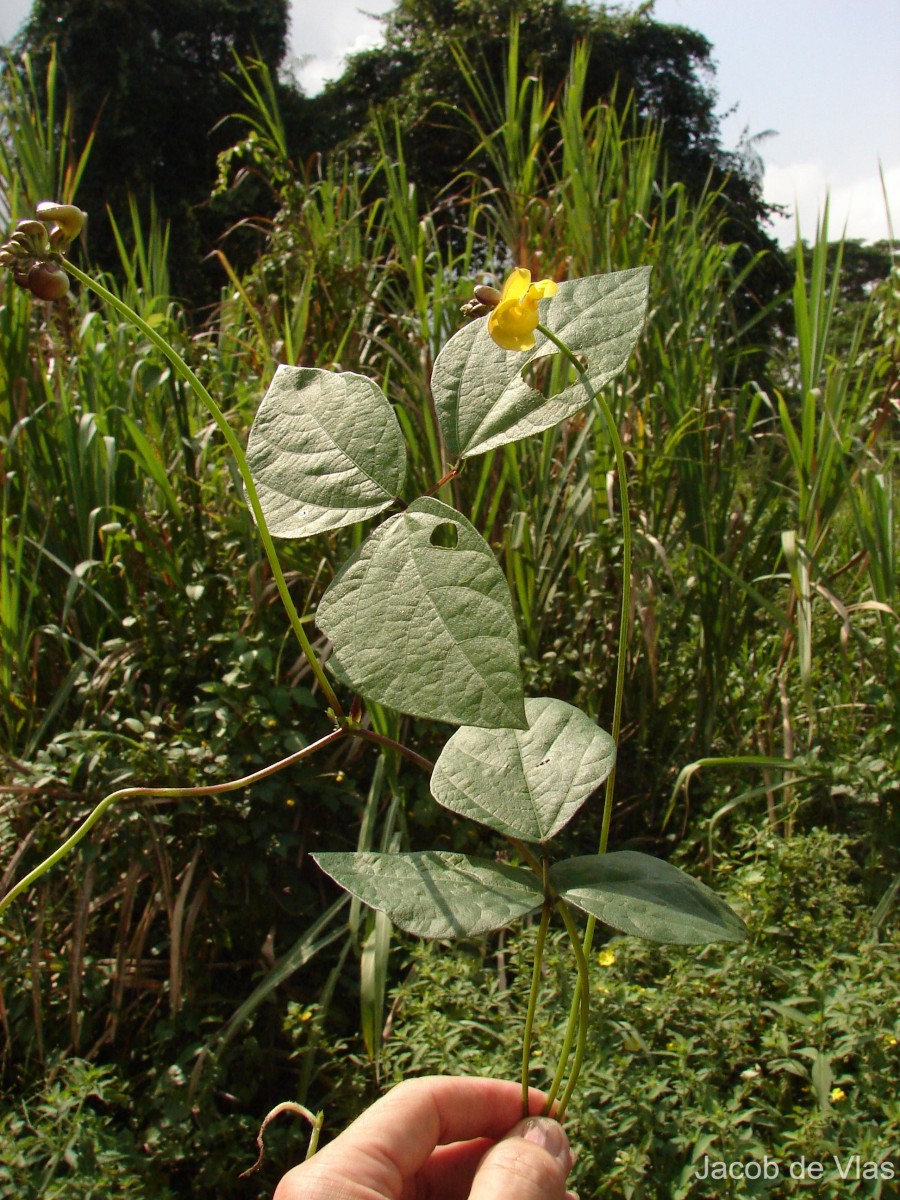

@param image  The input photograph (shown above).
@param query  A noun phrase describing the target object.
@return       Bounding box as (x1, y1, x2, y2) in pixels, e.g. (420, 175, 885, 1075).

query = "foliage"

(309, 826, 899, 1198)
(11, 0, 293, 300)
(0, 21, 896, 1200)
(0, 1058, 172, 1199)
(312, 0, 718, 187)
(303, 0, 787, 324)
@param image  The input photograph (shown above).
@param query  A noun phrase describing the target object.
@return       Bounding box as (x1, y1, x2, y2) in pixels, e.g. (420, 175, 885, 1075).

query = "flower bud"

(35, 201, 85, 241)
(16, 219, 52, 251)
(27, 261, 70, 301)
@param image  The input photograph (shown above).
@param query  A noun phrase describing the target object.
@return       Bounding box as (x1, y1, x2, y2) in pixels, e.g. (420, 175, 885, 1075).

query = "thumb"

(468, 1115, 576, 1200)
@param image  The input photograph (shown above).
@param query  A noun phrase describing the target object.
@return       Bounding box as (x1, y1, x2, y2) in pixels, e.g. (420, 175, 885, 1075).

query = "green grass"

(0, 39, 896, 1200)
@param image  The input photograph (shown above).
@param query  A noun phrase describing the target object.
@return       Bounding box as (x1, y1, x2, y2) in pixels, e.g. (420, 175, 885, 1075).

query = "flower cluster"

(0, 202, 85, 301)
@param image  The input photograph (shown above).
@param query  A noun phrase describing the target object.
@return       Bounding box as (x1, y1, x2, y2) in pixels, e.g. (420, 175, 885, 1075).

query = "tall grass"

(0, 46, 94, 224)
(0, 35, 895, 1198)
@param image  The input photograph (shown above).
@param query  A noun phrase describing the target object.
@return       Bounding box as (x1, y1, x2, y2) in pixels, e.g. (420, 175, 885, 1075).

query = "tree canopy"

(16, 0, 293, 300)
(11, 0, 788, 311)
(309, 1, 728, 195)
(298, 0, 786, 331)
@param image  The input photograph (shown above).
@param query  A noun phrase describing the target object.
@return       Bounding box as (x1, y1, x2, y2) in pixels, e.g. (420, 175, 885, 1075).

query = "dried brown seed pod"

(474, 284, 502, 307)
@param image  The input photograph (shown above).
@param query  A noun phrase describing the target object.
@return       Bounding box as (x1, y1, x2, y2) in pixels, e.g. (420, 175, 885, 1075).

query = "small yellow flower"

(885, 1034, 898, 1047)
(597, 948, 617, 968)
(488, 268, 558, 352)
(830, 1087, 847, 1103)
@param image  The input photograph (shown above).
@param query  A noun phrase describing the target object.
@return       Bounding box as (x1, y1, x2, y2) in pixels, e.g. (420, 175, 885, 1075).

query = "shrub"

(0, 1058, 172, 1199)
(303, 826, 899, 1198)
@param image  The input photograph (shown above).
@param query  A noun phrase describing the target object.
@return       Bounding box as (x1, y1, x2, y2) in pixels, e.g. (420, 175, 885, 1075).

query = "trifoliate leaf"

(551, 851, 747, 944)
(316, 497, 526, 728)
(431, 697, 615, 842)
(433, 268, 650, 458)
(313, 851, 543, 938)
(246, 366, 406, 537)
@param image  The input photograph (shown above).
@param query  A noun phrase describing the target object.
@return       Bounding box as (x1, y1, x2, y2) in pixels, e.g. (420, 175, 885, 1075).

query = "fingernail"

(520, 1117, 572, 1169)
(565, 1192, 580, 1200)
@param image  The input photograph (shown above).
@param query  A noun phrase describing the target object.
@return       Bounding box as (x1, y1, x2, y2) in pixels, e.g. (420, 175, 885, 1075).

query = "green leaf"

(316, 498, 527, 728)
(360, 909, 391, 1060)
(433, 268, 651, 458)
(430, 697, 615, 842)
(313, 852, 543, 938)
(551, 851, 747, 945)
(246, 366, 406, 538)
(810, 1051, 834, 1110)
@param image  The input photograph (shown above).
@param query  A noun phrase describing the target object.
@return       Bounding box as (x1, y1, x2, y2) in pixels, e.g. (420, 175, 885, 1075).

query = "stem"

(537, 323, 634, 1109)
(65, 261, 344, 720)
(508, 837, 544, 879)
(0, 729, 347, 918)
(239, 1101, 324, 1178)
(537, 323, 632, 831)
(421, 463, 461, 499)
(349, 727, 434, 775)
(549, 899, 591, 1122)
(521, 900, 551, 1115)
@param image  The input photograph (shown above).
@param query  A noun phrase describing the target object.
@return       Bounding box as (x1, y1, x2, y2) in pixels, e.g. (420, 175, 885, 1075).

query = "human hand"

(272, 1075, 578, 1200)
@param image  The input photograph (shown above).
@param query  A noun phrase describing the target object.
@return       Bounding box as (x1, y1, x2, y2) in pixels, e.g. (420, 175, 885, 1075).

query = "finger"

(415, 1138, 495, 1200)
(304, 1077, 549, 1197)
(468, 1116, 573, 1200)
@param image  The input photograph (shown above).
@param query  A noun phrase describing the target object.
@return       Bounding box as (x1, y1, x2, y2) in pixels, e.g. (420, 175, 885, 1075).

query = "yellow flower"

(885, 1034, 897, 1047)
(488, 268, 558, 352)
(597, 948, 617, 968)
(830, 1087, 847, 1103)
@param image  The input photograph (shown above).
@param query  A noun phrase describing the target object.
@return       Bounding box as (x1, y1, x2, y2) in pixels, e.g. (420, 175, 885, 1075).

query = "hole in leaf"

(429, 521, 459, 550)
(520, 351, 589, 399)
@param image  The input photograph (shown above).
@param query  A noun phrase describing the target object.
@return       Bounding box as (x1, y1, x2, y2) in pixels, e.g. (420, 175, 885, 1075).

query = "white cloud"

(287, 2, 394, 94)
(764, 161, 899, 246)
(293, 30, 385, 96)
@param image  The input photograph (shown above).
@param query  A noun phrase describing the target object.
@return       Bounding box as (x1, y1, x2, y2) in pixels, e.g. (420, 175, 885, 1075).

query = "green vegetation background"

(0, 2, 897, 1196)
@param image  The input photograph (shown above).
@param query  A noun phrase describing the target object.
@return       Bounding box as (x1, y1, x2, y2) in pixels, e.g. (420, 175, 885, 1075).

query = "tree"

(310, 2, 722, 193)
(302, 0, 788, 332)
(16, 0, 293, 303)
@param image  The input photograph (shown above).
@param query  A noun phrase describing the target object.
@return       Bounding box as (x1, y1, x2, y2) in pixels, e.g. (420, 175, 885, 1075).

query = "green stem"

(542, 970, 579, 1112)
(521, 900, 551, 1115)
(550, 898, 591, 1122)
(0, 730, 346, 918)
(509, 837, 544, 879)
(65, 260, 344, 720)
(537, 323, 634, 1108)
(537, 323, 632, 825)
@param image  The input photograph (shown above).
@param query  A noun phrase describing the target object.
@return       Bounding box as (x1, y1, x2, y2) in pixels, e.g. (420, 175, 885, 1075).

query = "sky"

(1, 0, 898, 246)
